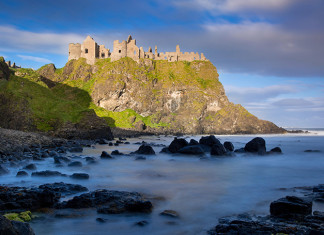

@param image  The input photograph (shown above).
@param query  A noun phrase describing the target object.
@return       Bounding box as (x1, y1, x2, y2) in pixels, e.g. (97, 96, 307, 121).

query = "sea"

(2, 129, 324, 235)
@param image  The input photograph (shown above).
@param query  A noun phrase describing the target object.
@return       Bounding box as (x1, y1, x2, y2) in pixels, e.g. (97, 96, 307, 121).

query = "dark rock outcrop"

(39, 182, 88, 195)
(224, 141, 234, 152)
(58, 189, 153, 214)
(31, 170, 67, 177)
(270, 196, 312, 218)
(168, 138, 188, 153)
(244, 137, 266, 155)
(0, 215, 35, 235)
(210, 144, 227, 156)
(70, 173, 89, 180)
(0, 186, 59, 211)
(100, 151, 113, 159)
(0, 57, 10, 80)
(133, 144, 155, 155)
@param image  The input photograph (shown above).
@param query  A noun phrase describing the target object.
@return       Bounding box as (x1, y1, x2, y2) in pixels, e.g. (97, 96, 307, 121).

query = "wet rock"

(135, 220, 149, 226)
(70, 173, 90, 180)
(0, 215, 35, 235)
(168, 138, 188, 153)
(133, 144, 155, 155)
(178, 145, 204, 155)
(269, 147, 282, 154)
(210, 143, 227, 156)
(160, 147, 171, 154)
(270, 196, 312, 218)
(41, 152, 50, 158)
(114, 143, 119, 146)
(111, 150, 123, 155)
(108, 142, 113, 146)
(0, 185, 59, 211)
(16, 171, 28, 177)
(100, 151, 113, 159)
(59, 189, 153, 214)
(160, 210, 180, 218)
(69, 147, 83, 153)
(0, 164, 9, 175)
(39, 182, 88, 195)
(124, 142, 130, 144)
(199, 135, 221, 147)
(85, 156, 96, 162)
(224, 141, 234, 152)
(68, 161, 83, 167)
(31, 170, 67, 177)
(188, 139, 199, 146)
(244, 137, 266, 155)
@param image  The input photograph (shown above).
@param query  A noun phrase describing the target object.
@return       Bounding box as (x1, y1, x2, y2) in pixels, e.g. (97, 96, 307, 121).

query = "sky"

(0, 0, 323, 128)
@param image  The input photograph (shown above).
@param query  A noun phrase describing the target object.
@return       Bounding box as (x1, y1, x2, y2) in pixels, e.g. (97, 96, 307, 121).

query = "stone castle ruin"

(69, 35, 207, 65)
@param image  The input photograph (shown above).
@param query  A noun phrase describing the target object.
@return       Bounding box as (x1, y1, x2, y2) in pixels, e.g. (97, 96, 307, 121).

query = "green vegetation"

(4, 211, 32, 222)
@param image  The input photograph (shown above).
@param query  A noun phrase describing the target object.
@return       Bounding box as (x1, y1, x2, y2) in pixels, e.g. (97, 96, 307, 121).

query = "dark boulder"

(168, 138, 188, 153)
(70, 173, 89, 180)
(270, 196, 312, 218)
(16, 171, 28, 177)
(270, 147, 282, 153)
(31, 170, 67, 177)
(135, 156, 146, 161)
(98, 139, 109, 145)
(54, 155, 71, 164)
(111, 150, 123, 155)
(199, 135, 221, 147)
(100, 151, 113, 159)
(244, 137, 266, 155)
(224, 141, 234, 152)
(210, 143, 227, 156)
(0, 215, 35, 235)
(178, 145, 204, 155)
(97, 200, 152, 214)
(134, 144, 155, 155)
(188, 139, 199, 146)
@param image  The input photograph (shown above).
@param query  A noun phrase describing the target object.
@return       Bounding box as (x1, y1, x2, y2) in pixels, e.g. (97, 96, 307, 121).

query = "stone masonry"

(69, 35, 208, 65)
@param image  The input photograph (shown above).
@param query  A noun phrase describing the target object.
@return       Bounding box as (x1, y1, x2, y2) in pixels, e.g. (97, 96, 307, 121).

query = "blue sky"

(0, 0, 323, 128)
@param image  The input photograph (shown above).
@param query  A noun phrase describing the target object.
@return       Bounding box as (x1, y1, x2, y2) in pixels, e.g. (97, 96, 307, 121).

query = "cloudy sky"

(0, 0, 323, 128)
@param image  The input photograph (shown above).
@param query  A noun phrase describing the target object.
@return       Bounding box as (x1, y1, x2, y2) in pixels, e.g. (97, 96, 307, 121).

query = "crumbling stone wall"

(68, 35, 208, 65)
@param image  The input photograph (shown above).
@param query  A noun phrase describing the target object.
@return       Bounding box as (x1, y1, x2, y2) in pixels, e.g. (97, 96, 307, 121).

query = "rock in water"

(160, 210, 180, 218)
(70, 173, 90, 180)
(100, 151, 113, 159)
(210, 144, 226, 156)
(16, 171, 28, 177)
(244, 137, 266, 155)
(178, 145, 204, 155)
(31, 170, 67, 177)
(270, 196, 312, 218)
(270, 147, 282, 153)
(224, 141, 234, 152)
(0, 164, 9, 175)
(134, 144, 155, 155)
(199, 135, 221, 146)
(0, 215, 35, 235)
(168, 138, 188, 153)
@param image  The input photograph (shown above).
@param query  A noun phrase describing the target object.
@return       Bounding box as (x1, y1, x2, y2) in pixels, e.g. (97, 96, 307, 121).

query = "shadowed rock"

(133, 144, 155, 155)
(244, 137, 266, 155)
(168, 138, 188, 153)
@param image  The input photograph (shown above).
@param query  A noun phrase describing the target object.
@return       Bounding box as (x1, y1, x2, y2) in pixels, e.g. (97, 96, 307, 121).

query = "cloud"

(17, 55, 52, 64)
(272, 98, 313, 107)
(171, 0, 296, 13)
(0, 25, 84, 55)
(225, 85, 296, 103)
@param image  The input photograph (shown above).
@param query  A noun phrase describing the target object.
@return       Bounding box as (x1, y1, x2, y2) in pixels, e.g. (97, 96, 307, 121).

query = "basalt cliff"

(0, 56, 285, 137)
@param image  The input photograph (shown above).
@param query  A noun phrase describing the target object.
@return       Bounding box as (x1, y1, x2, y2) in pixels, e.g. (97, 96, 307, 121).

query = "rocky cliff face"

(38, 57, 285, 134)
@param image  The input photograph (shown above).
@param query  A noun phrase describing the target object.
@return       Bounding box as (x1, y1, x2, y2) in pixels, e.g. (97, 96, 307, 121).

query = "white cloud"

(0, 25, 84, 55)
(172, 0, 296, 13)
(17, 55, 53, 64)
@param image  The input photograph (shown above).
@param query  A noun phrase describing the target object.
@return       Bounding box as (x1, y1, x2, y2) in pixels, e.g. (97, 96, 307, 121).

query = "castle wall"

(68, 43, 81, 61)
(81, 36, 98, 65)
(68, 35, 208, 64)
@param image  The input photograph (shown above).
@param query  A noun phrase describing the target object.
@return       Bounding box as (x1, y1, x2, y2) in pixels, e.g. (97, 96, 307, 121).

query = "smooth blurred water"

(2, 131, 324, 235)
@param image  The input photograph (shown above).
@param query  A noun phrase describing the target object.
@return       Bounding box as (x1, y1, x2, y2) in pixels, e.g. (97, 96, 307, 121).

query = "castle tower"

(80, 36, 98, 65)
(68, 43, 81, 61)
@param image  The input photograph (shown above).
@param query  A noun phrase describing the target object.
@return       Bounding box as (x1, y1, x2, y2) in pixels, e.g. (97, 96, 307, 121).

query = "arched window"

(85, 49, 88, 54)
(101, 53, 105, 58)
(119, 50, 121, 53)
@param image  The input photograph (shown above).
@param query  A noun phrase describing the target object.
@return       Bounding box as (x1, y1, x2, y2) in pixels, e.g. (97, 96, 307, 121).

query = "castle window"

(119, 50, 121, 53)
(101, 53, 105, 58)
(85, 49, 88, 54)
